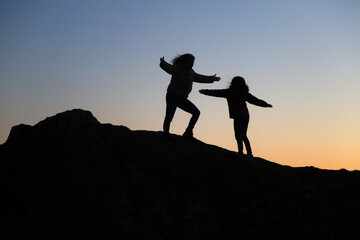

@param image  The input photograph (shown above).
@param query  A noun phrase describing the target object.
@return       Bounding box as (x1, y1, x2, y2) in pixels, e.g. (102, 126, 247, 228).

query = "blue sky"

(1, 0, 360, 170)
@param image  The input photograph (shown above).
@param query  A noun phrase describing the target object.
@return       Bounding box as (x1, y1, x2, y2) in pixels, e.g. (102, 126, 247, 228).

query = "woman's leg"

(176, 97, 200, 136)
(164, 92, 200, 137)
(163, 92, 177, 134)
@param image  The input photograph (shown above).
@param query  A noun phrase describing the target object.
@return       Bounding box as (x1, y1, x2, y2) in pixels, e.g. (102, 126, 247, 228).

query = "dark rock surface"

(1, 109, 360, 239)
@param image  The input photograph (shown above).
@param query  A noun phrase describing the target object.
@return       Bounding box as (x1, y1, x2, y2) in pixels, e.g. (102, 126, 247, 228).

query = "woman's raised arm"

(159, 57, 177, 75)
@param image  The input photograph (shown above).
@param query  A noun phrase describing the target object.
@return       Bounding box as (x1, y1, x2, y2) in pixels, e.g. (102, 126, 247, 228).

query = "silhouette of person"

(160, 53, 220, 138)
(200, 76, 272, 157)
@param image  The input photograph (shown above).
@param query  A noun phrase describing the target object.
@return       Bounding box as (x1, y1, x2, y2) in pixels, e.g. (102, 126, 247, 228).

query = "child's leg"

(234, 116, 252, 155)
(236, 139, 244, 154)
(234, 118, 244, 154)
(242, 116, 252, 155)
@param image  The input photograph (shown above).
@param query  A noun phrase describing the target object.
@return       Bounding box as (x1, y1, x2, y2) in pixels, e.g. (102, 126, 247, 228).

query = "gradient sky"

(1, 0, 359, 170)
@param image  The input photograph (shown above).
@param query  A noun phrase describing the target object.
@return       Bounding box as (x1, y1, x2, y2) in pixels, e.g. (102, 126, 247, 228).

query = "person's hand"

(213, 74, 221, 82)
(160, 57, 165, 63)
(267, 103, 273, 108)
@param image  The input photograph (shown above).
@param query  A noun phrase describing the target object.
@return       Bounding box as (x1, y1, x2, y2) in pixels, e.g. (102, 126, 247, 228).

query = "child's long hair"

(171, 53, 195, 64)
(228, 76, 249, 99)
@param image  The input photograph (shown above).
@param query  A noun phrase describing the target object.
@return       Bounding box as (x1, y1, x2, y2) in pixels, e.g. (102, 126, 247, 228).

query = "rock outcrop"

(1, 109, 359, 239)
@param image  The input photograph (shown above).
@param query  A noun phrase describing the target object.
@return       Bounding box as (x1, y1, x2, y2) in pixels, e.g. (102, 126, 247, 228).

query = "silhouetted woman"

(200, 76, 272, 156)
(160, 53, 220, 138)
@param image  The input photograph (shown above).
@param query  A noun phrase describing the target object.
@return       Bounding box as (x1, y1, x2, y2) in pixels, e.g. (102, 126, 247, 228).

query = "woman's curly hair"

(171, 53, 195, 64)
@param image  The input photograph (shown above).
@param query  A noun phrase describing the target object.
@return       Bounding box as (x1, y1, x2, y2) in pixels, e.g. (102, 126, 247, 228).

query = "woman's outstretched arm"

(247, 93, 273, 108)
(194, 73, 221, 83)
(199, 89, 227, 98)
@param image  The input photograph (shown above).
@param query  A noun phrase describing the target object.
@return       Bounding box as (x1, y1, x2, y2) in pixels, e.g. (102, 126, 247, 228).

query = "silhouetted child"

(160, 53, 220, 138)
(200, 76, 272, 157)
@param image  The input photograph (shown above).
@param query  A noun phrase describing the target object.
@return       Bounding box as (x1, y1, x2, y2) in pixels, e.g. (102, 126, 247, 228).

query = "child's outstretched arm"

(199, 89, 227, 98)
(247, 93, 273, 108)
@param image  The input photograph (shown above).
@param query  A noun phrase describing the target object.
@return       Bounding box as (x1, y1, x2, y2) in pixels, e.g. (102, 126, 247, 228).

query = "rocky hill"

(1, 109, 360, 239)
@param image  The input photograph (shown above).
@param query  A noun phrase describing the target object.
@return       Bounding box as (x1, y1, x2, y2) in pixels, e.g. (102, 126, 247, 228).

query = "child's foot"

(247, 153, 254, 159)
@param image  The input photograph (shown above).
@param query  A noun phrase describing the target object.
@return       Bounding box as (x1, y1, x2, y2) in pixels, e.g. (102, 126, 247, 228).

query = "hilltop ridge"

(1, 109, 360, 239)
